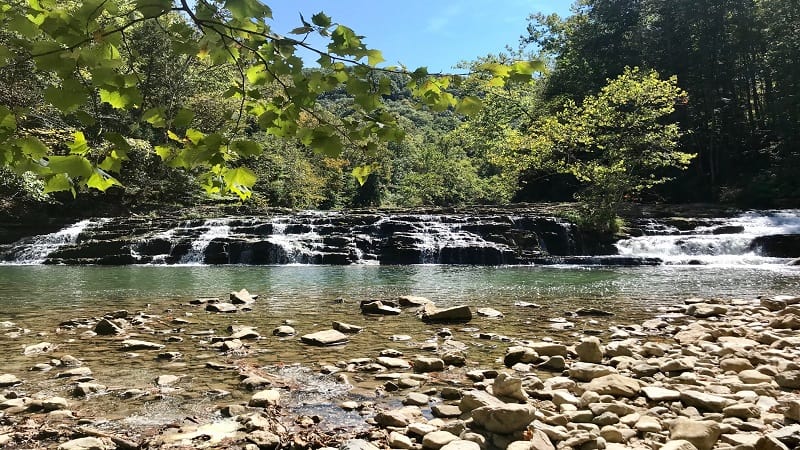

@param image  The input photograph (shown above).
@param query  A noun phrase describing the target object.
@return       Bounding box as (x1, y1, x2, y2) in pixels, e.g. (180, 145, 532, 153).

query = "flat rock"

(440, 440, 481, 450)
(377, 356, 411, 369)
(206, 302, 238, 313)
(569, 362, 616, 382)
(375, 410, 410, 428)
(23, 342, 53, 355)
(642, 386, 681, 402)
(230, 288, 256, 304)
(459, 389, 505, 413)
(0, 374, 21, 387)
(661, 441, 699, 450)
(471, 403, 537, 434)
(340, 439, 380, 450)
(584, 374, 640, 398)
(679, 390, 734, 412)
(300, 329, 349, 346)
(156, 375, 180, 386)
(56, 367, 92, 378)
(57, 437, 114, 450)
(420, 304, 472, 323)
(776, 370, 800, 389)
(422, 430, 459, 449)
(398, 295, 432, 307)
(333, 321, 363, 334)
(388, 431, 414, 449)
(476, 307, 504, 318)
(121, 339, 164, 351)
(490, 372, 527, 402)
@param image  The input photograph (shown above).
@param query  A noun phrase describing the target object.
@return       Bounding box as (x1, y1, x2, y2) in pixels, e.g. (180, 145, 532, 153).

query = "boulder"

(440, 440, 481, 450)
(749, 234, 800, 258)
(300, 329, 349, 346)
(669, 418, 721, 450)
(642, 386, 681, 402)
(470, 403, 537, 434)
(661, 441, 699, 450)
(422, 431, 459, 450)
(459, 389, 506, 413)
(375, 410, 410, 428)
(272, 325, 295, 337)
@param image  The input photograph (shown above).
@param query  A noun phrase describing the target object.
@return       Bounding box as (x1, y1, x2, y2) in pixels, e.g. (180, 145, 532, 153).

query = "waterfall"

(178, 219, 231, 264)
(615, 210, 800, 265)
(5, 219, 108, 264)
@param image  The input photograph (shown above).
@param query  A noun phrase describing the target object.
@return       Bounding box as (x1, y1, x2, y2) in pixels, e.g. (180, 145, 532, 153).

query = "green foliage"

(499, 68, 693, 230)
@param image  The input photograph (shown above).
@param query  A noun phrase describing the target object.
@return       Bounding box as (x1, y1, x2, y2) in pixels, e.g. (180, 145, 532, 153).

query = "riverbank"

(1, 288, 799, 449)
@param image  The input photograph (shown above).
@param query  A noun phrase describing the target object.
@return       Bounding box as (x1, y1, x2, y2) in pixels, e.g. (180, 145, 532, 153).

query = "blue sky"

(268, 1, 573, 73)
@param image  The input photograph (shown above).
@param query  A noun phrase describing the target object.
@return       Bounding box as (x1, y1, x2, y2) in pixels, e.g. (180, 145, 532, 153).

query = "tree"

(495, 68, 694, 230)
(0, 0, 538, 201)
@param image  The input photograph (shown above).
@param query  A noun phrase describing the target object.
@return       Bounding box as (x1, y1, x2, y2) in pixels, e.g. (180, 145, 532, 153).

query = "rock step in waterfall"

(1, 209, 799, 266)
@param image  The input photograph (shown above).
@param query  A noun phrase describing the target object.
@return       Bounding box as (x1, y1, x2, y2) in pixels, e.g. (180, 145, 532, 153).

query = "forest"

(0, 0, 798, 230)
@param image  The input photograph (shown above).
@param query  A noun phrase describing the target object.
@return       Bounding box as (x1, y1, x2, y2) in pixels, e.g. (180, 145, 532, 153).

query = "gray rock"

(413, 357, 445, 373)
(94, 318, 124, 335)
(431, 403, 462, 418)
(272, 325, 295, 337)
(248, 389, 280, 407)
(230, 327, 260, 340)
(23, 342, 53, 355)
(248, 430, 280, 449)
(504, 346, 539, 367)
(375, 410, 410, 428)
(476, 307, 504, 318)
(584, 374, 641, 398)
(57, 437, 113, 450)
(156, 375, 180, 386)
(569, 362, 616, 382)
(73, 382, 106, 397)
(377, 356, 411, 370)
(340, 439, 380, 450)
(121, 339, 164, 351)
(459, 389, 505, 413)
(206, 302, 238, 313)
(300, 329, 349, 346)
(56, 367, 92, 378)
(686, 303, 728, 318)
(769, 424, 800, 448)
(420, 304, 472, 323)
(471, 403, 537, 434)
(755, 436, 790, 450)
(490, 372, 527, 402)
(669, 417, 721, 450)
(642, 386, 681, 402)
(776, 370, 800, 389)
(422, 431, 459, 450)
(0, 374, 21, 387)
(679, 390, 734, 412)
(388, 431, 414, 449)
(42, 396, 68, 411)
(660, 441, 699, 450)
(333, 321, 363, 334)
(230, 288, 256, 304)
(397, 295, 432, 307)
(404, 392, 430, 406)
(440, 440, 481, 450)
(575, 337, 603, 363)
(361, 301, 401, 316)
(529, 342, 567, 357)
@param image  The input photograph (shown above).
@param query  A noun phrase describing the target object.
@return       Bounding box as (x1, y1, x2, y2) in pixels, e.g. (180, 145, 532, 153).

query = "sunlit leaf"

(43, 173, 73, 194)
(43, 78, 88, 113)
(143, 107, 166, 128)
(16, 136, 48, 159)
(0, 105, 16, 141)
(67, 131, 89, 155)
(46, 155, 92, 179)
(351, 165, 372, 186)
(455, 96, 483, 116)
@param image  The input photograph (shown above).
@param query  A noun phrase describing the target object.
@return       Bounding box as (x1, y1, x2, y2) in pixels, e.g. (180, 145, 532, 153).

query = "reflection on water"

(1, 265, 799, 316)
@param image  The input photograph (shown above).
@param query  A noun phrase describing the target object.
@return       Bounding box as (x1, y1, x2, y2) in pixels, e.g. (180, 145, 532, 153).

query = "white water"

(266, 219, 325, 264)
(403, 215, 510, 264)
(615, 210, 800, 265)
(178, 219, 231, 264)
(7, 219, 108, 264)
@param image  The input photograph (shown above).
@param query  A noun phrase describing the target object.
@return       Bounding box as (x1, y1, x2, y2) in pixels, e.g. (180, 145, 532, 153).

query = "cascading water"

(615, 210, 800, 265)
(5, 219, 108, 264)
(266, 219, 325, 264)
(178, 219, 231, 264)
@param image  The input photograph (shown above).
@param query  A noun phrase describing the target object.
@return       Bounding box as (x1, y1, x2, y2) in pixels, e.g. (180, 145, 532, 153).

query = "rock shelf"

(0, 293, 799, 449)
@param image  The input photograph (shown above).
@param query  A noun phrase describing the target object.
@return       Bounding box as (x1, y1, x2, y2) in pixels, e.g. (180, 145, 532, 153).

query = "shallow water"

(0, 264, 798, 438)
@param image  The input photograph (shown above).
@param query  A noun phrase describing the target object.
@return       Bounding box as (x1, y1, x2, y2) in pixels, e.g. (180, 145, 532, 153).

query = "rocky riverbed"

(1, 290, 799, 450)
